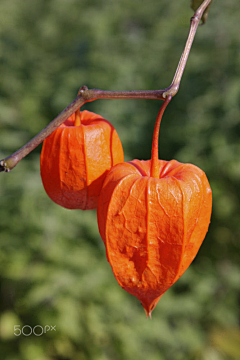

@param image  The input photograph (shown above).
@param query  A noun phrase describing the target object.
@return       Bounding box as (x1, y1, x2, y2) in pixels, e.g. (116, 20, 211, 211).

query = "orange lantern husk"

(97, 97, 212, 317)
(40, 110, 124, 210)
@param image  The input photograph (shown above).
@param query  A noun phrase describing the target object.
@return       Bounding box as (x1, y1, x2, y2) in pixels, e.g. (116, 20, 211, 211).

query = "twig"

(163, 0, 213, 98)
(0, 0, 212, 172)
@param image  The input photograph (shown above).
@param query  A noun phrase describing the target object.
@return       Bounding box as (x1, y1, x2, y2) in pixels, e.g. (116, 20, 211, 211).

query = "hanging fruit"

(97, 97, 212, 317)
(40, 109, 124, 210)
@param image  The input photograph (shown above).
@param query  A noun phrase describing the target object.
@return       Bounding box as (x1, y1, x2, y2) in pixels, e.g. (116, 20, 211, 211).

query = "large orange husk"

(97, 159, 212, 316)
(40, 110, 124, 210)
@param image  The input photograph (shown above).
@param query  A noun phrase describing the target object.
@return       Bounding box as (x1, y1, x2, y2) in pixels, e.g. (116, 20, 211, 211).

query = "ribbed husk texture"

(97, 159, 212, 316)
(40, 110, 124, 210)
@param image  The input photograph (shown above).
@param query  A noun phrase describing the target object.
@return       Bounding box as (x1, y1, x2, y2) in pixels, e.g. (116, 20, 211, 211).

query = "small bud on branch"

(0, 0, 213, 173)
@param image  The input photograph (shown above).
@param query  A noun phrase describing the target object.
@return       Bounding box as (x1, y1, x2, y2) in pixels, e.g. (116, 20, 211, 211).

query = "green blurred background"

(0, 0, 239, 359)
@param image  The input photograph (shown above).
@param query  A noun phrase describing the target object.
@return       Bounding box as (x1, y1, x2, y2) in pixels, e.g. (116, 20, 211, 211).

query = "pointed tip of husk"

(141, 294, 164, 319)
(144, 307, 152, 319)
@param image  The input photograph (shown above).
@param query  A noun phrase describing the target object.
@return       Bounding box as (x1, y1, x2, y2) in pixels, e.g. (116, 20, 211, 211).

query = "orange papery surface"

(40, 110, 124, 210)
(97, 159, 212, 316)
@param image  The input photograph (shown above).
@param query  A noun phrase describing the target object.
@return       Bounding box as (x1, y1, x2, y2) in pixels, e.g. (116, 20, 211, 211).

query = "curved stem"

(150, 96, 172, 179)
(0, 88, 166, 172)
(0, 0, 213, 173)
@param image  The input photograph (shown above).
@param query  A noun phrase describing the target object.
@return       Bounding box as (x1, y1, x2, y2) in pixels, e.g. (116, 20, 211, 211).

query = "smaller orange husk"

(40, 110, 124, 210)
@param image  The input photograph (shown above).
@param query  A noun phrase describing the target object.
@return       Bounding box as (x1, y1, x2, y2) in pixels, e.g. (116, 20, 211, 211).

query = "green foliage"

(0, 0, 239, 359)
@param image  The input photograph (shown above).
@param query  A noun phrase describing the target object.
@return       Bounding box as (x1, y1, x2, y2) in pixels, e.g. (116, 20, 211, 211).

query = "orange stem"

(150, 95, 172, 179)
(74, 108, 81, 126)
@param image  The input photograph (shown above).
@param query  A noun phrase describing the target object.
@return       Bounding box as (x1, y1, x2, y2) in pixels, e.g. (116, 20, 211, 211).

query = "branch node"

(78, 85, 91, 101)
(79, 85, 89, 92)
(163, 83, 179, 98)
(191, 12, 200, 24)
(0, 160, 9, 172)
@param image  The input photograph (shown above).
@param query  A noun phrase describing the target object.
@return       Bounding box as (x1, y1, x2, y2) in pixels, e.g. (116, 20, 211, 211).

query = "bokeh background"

(0, 0, 239, 359)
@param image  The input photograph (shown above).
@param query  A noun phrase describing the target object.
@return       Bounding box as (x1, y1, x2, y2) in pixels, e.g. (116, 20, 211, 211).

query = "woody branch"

(0, 0, 212, 172)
